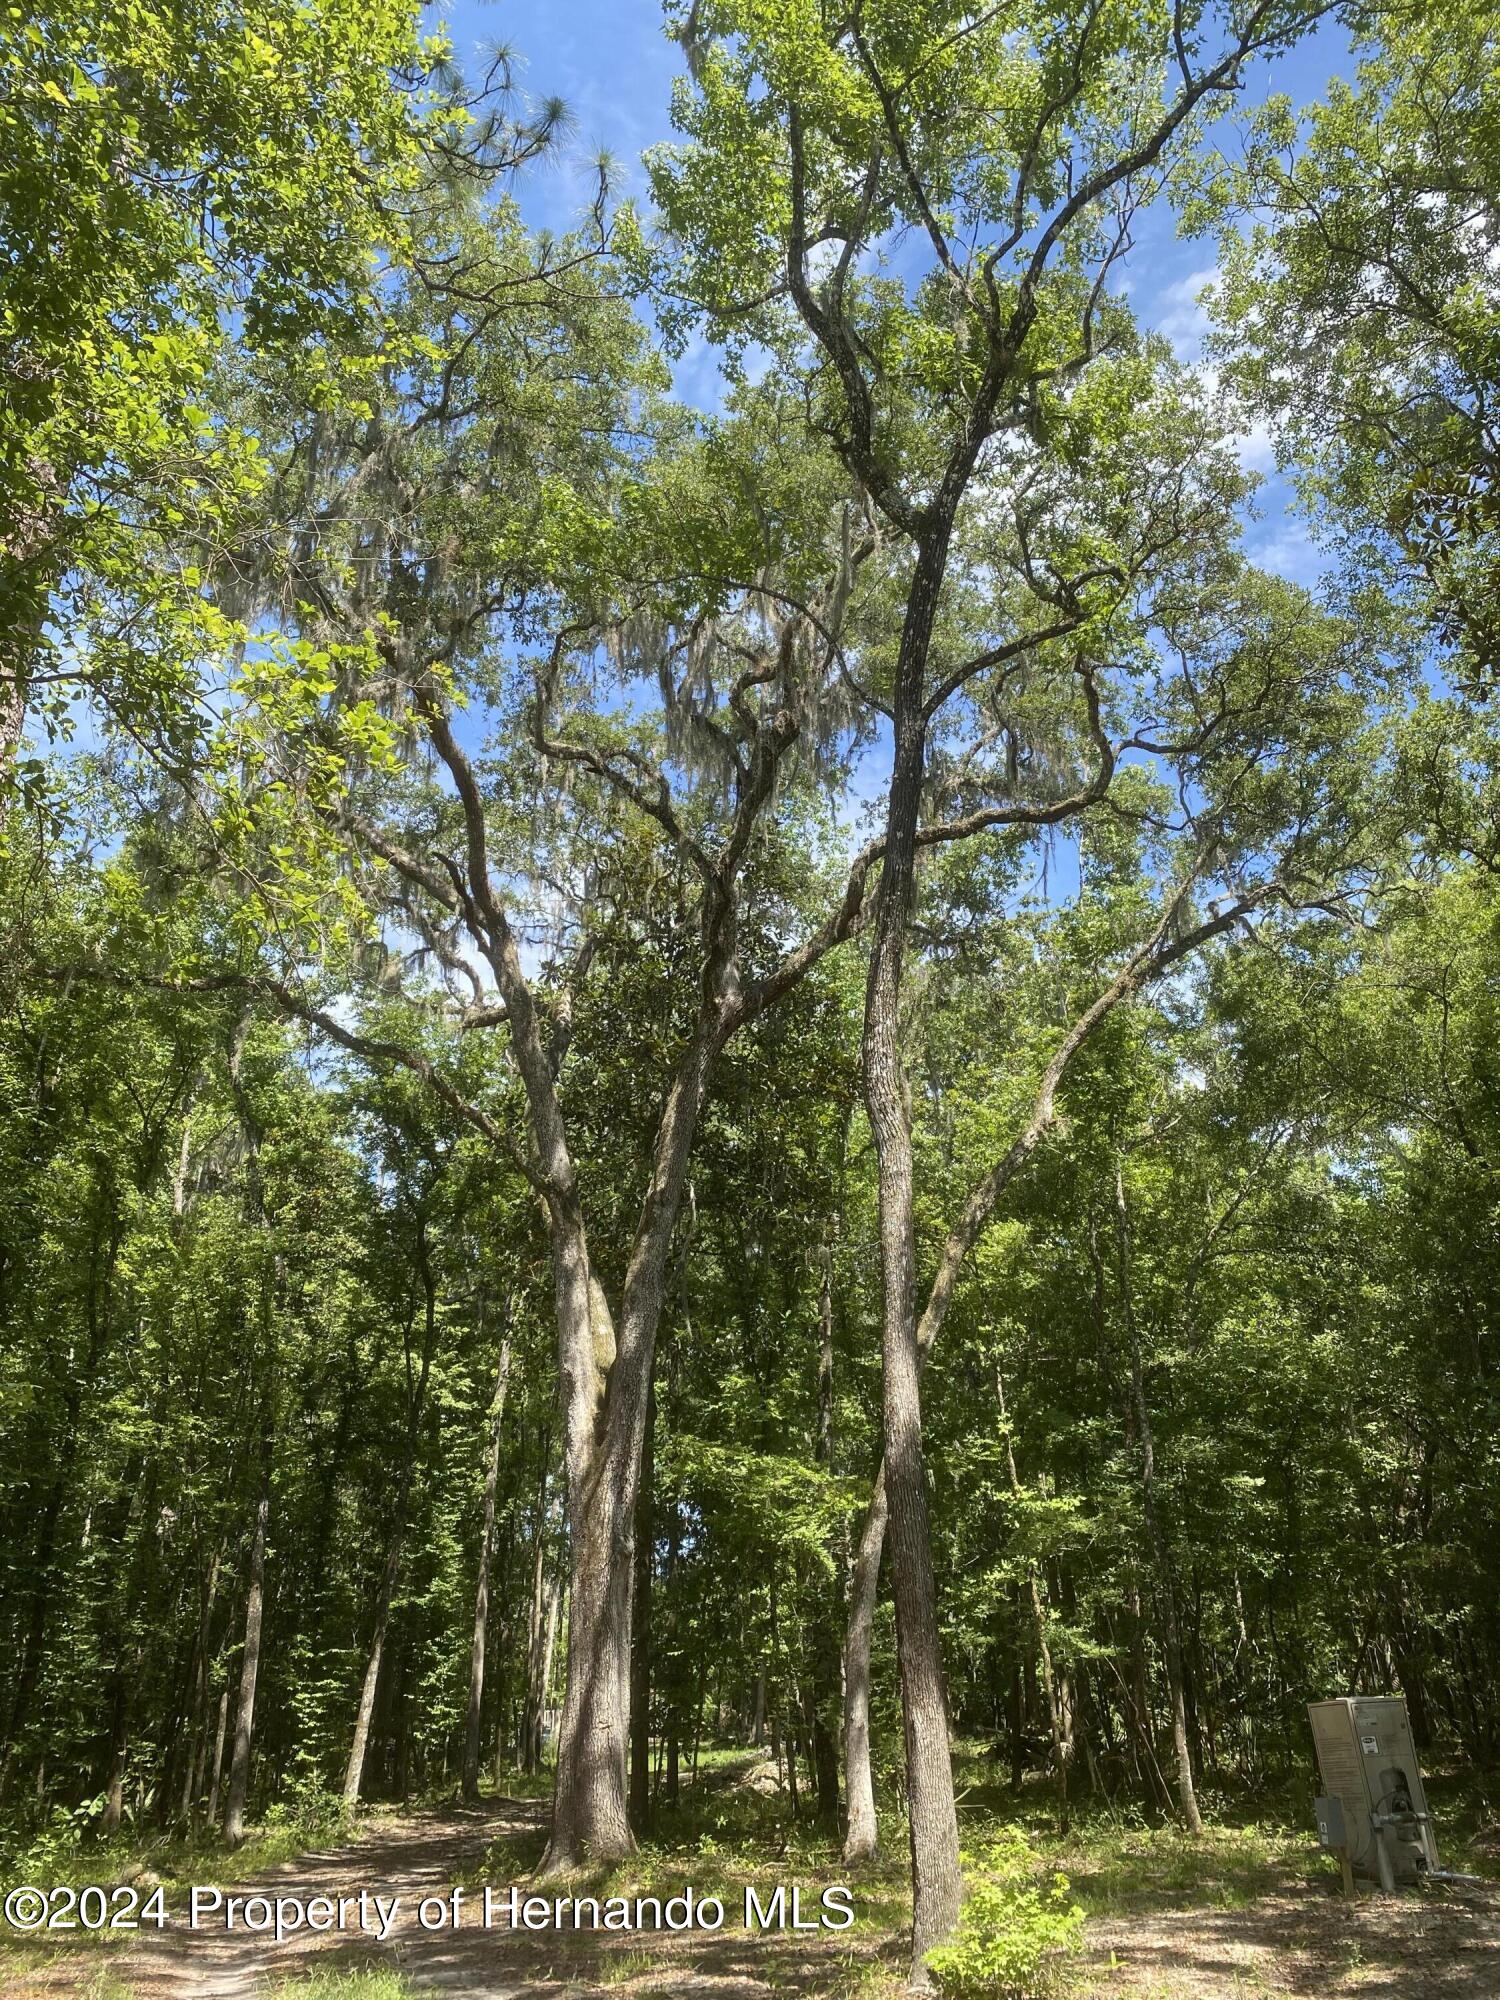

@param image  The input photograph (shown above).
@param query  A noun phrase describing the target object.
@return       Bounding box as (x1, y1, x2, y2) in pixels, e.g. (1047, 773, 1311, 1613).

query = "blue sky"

(409, 3, 1364, 912)
(428, 0, 1358, 590)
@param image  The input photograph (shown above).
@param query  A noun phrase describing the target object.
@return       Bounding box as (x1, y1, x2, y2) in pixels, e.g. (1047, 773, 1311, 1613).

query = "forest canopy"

(2, 0, 1499, 1993)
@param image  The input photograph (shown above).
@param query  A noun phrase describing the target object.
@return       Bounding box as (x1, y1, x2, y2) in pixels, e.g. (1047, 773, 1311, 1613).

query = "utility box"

(1308, 1697, 1439, 1888)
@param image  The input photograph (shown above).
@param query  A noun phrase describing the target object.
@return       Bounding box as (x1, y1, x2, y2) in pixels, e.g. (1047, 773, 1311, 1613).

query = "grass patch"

(595, 1944, 669, 1984)
(270, 1974, 419, 2000)
(1050, 1818, 1334, 1918)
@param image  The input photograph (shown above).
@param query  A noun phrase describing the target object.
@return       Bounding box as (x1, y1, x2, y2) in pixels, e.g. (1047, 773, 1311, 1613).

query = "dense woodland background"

(2, 0, 1499, 1986)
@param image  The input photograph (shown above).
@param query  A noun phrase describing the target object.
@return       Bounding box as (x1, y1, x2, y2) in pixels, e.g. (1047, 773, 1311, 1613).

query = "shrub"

(928, 1834, 1085, 1999)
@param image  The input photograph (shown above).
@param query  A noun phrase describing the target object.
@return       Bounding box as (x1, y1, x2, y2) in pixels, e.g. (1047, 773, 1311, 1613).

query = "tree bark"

(1114, 1166, 1202, 1836)
(223, 1479, 269, 1846)
(629, 1370, 656, 1833)
(998, 1376, 1072, 1825)
(343, 1234, 437, 1809)
(179, 1553, 219, 1822)
(464, 1317, 513, 1802)
(809, 1223, 842, 1834)
(342, 1521, 404, 1808)
(207, 1682, 229, 1827)
(862, 533, 963, 1984)
(842, 1471, 887, 1860)
(837, 866, 1234, 1862)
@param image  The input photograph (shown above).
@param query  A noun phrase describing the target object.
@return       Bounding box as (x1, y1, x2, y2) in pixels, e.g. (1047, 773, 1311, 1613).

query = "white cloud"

(1249, 525, 1321, 581)
(1153, 264, 1220, 361)
(1233, 417, 1278, 474)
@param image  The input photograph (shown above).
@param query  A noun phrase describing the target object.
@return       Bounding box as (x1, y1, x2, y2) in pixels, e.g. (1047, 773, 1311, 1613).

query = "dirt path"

(13, 1813, 1500, 2000)
(8, 1802, 889, 2000)
(119, 1803, 550, 2000)
(1079, 1874, 1500, 1997)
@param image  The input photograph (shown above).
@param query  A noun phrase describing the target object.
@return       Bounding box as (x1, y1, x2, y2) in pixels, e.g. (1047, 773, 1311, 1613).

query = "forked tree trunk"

(223, 1480, 269, 1846)
(419, 624, 839, 1873)
(539, 1030, 724, 1872)
(839, 870, 1228, 1865)
(464, 1323, 513, 1802)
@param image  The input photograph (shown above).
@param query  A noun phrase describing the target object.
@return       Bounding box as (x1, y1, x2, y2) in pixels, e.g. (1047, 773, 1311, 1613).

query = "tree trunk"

(523, 1497, 552, 1776)
(629, 1370, 656, 1833)
(998, 1376, 1072, 1825)
(539, 1032, 721, 1870)
(344, 1229, 438, 1808)
(664, 1500, 682, 1808)
(837, 875, 1195, 1871)
(179, 1553, 219, 1822)
(863, 536, 963, 1984)
(809, 1224, 842, 1834)
(531, 1577, 562, 1772)
(1114, 1167, 1202, 1837)
(342, 1520, 404, 1808)
(223, 1481, 268, 1846)
(207, 1682, 229, 1826)
(99, 1672, 128, 1837)
(463, 1320, 513, 1802)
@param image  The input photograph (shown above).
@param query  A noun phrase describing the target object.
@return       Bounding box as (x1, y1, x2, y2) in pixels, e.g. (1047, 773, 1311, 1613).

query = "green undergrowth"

(0, 1784, 358, 1894)
(271, 1974, 420, 2000)
(1049, 1818, 1336, 1918)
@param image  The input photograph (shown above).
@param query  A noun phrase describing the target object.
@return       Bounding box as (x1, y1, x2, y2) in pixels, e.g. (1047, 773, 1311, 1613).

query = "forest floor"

(1078, 1876, 1500, 1996)
(0, 1793, 904, 2000)
(4, 1771, 1500, 2000)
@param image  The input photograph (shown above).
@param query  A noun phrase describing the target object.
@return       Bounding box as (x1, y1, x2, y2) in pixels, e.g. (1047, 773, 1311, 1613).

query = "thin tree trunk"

(224, 1014, 275, 1848)
(998, 1376, 1071, 1824)
(344, 1230, 438, 1808)
(342, 1522, 404, 1808)
(99, 1673, 128, 1837)
(180, 1553, 220, 1822)
(523, 1499, 551, 1776)
(223, 1480, 268, 1846)
(810, 1222, 842, 1834)
(464, 1318, 513, 1802)
(843, 1471, 886, 1861)
(629, 1370, 656, 1833)
(1114, 1167, 1202, 1836)
(863, 535, 963, 1983)
(837, 877, 1212, 1872)
(534, 1577, 562, 1770)
(207, 1682, 229, 1827)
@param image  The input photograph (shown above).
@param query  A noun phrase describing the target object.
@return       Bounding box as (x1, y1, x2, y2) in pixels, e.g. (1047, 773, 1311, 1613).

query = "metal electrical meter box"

(1308, 1696, 1439, 1887)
